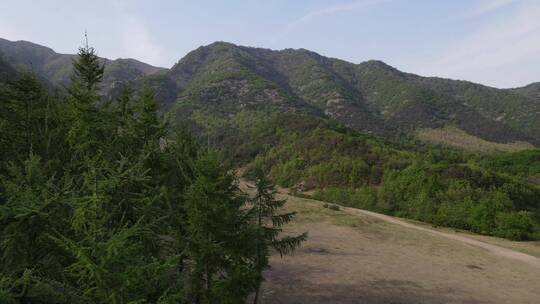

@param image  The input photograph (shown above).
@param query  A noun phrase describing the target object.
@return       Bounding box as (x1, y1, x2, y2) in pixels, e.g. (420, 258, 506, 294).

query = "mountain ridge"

(1, 38, 539, 148)
(4, 38, 538, 89)
(152, 41, 540, 146)
(0, 37, 166, 96)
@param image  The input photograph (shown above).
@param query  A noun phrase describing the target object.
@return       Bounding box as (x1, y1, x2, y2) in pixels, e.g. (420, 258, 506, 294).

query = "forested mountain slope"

(0, 38, 166, 96)
(0, 56, 17, 82)
(147, 42, 540, 147)
(513, 82, 540, 101)
(230, 111, 540, 241)
(2, 38, 540, 147)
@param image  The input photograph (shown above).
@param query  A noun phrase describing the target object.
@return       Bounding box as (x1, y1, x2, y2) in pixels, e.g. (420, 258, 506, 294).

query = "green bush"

(328, 204, 340, 211)
(494, 211, 535, 240)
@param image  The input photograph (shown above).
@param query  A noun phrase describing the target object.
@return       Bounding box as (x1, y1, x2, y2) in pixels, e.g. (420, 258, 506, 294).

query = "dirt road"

(347, 207, 540, 269)
(254, 187, 540, 304)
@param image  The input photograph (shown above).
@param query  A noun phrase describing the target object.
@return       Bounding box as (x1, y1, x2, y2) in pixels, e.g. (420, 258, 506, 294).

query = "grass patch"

(416, 126, 534, 153)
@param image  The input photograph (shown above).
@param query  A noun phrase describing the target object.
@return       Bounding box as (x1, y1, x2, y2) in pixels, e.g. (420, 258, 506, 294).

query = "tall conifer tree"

(249, 168, 307, 304)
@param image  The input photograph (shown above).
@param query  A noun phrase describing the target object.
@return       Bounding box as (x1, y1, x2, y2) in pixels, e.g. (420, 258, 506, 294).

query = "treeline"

(479, 149, 540, 184)
(214, 113, 540, 241)
(0, 44, 305, 303)
(313, 161, 539, 240)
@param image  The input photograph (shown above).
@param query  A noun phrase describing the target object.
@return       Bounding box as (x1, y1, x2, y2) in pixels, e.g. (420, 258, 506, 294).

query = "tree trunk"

(253, 285, 260, 304)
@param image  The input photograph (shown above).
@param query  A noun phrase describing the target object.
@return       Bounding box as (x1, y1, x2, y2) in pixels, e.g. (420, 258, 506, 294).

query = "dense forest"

(0, 44, 305, 303)
(253, 121, 540, 241)
(184, 111, 540, 241)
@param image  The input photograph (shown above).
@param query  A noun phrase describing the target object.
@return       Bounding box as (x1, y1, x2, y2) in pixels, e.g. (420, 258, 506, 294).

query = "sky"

(1, 0, 539, 88)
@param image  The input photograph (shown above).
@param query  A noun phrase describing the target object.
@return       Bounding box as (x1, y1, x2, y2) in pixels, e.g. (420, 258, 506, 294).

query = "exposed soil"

(242, 183, 540, 304)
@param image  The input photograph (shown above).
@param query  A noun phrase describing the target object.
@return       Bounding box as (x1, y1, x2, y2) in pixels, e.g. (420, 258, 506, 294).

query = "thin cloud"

(0, 24, 22, 43)
(272, 0, 388, 43)
(292, 0, 387, 25)
(423, 1, 540, 88)
(119, 15, 165, 66)
(462, 0, 518, 18)
(111, 1, 166, 66)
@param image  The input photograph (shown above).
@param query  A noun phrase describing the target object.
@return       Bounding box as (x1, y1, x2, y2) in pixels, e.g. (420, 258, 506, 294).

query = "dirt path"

(345, 207, 540, 269)
(249, 184, 540, 304)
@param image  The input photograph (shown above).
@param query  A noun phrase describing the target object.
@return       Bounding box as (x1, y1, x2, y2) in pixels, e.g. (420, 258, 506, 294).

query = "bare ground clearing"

(239, 182, 540, 304)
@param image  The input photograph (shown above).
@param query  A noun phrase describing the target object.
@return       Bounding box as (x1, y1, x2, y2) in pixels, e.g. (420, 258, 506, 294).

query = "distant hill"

(0, 38, 166, 96)
(0, 56, 17, 82)
(147, 42, 540, 148)
(1, 38, 539, 148)
(512, 82, 540, 102)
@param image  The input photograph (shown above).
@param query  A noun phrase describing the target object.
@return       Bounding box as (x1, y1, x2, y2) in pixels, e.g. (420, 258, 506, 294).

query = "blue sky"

(1, 0, 539, 88)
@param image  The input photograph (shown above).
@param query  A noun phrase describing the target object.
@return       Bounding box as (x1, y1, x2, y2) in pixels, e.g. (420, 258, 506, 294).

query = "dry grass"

(375, 214, 540, 258)
(259, 191, 540, 304)
(416, 126, 534, 152)
(464, 233, 540, 258)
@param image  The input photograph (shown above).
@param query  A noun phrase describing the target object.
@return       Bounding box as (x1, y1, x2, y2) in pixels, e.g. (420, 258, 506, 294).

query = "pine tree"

(183, 150, 254, 303)
(70, 34, 104, 96)
(0, 75, 49, 164)
(67, 36, 106, 157)
(0, 155, 76, 302)
(133, 84, 164, 145)
(113, 85, 134, 130)
(248, 167, 307, 304)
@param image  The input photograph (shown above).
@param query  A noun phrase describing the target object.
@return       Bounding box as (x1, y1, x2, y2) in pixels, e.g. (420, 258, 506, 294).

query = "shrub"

(494, 211, 535, 240)
(328, 204, 340, 211)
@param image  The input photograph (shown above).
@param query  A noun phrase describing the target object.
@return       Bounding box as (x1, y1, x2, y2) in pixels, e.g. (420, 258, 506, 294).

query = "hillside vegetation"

(182, 110, 540, 241)
(2, 37, 540, 303)
(416, 126, 534, 153)
(3, 38, 540, 147)
(153, 42, 540, 146)
(0, 44, 305, 303)
(3, 38, 540, 240)
(0, 38, 166, 97)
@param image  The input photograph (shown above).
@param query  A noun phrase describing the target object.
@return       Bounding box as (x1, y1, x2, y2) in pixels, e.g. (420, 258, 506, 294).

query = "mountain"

(0, 38, 166, 96)
(513, 82, 540, 101)
(1, 38, 539, 150)
(148, 42, 540, 149)
(0, 56, 17, 82)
